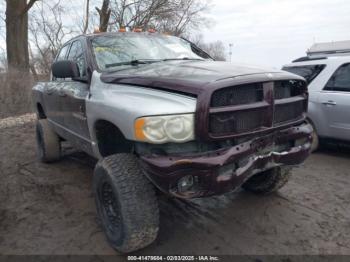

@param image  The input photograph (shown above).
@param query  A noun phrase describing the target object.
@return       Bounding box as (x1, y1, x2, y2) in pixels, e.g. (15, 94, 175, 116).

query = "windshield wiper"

(105, 59, 161, 68)
(105, 58, 204, 69)
(162, 57, 205, 62)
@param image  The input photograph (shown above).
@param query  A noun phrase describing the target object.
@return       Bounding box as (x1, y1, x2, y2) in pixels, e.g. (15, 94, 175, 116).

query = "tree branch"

(22, 0, 39, 15)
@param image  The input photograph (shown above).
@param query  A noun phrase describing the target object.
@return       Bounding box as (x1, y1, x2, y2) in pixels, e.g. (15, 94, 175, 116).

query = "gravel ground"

(0, 115, 349, 255)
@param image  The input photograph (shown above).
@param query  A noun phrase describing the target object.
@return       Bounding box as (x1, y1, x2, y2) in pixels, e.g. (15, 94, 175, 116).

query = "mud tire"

(242, 166, 292, 194)
(93, 153, 159, 253)
(36, 119, 61, 163)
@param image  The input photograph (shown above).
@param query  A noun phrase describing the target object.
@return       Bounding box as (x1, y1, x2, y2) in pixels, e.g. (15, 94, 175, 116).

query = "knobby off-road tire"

(242, 166, 292, 194)
(36, 119, 61, 163)
(93, 153, 159, 253)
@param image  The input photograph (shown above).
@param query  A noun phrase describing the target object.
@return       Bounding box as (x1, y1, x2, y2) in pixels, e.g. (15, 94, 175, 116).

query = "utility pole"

(229, 43, 233, 62)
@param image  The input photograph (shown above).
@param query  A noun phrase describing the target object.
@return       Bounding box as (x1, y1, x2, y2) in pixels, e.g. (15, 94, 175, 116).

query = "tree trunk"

(83, 0, 90, 34)
(96, 0, 111, 32)
(6, 0, 30, 73)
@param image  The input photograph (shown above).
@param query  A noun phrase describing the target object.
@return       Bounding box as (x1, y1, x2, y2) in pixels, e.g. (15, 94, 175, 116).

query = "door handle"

(321, 100, 337, 106)
(45, 88, 55, 95)
(58, 89, 67, 97)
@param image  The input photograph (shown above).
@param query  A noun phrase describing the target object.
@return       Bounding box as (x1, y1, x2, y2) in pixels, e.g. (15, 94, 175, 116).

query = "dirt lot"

(0, 115, 349, 256)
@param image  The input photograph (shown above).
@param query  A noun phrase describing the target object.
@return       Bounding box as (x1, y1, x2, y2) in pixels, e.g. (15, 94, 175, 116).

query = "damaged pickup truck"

(32, 32, 313, 253)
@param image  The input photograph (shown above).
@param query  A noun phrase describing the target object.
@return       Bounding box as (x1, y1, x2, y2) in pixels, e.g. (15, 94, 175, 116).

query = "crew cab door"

(59, 40, 92, 153)
(318, 63, 350, 141)
(43, 44, 71, 125)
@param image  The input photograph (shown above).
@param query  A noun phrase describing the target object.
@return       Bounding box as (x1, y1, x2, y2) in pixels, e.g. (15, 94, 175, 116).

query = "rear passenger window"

(67, 40, 86, 77)
(56, 44, 70, 61)
(325, 63, 350, 92)
(282, 64, 326, 83)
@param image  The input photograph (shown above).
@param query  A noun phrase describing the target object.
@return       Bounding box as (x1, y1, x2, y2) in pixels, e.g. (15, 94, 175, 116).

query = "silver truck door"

(318, 63, 350, 141)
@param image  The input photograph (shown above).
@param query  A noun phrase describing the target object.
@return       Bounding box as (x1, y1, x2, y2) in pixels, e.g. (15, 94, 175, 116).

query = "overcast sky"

(1, 0, 350, 68)
(202, 0, 350, 68)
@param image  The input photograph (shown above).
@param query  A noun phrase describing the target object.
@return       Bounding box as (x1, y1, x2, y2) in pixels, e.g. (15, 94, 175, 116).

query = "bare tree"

(28, 43, 39, 80)
(110, 0, 168, 30)
(0, 3, 6, 72)
(0, 1, 6, 42)
(0, 52, 7, 72)
(29, 0, 74, 75)
(191, 34, 226, 61)
(155, 0, 211, 36)
(108, 0, 211, 35)
(96, 0, 111, 32)
(5, 0, 39, 73)
(205, 41, 226, 61)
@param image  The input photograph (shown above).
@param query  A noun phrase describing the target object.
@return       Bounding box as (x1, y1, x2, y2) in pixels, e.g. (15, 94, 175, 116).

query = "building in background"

(307, 40, 350, 58)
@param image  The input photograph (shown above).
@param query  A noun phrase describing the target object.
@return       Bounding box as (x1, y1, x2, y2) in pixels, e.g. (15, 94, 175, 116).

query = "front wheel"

(93, 153, 159, 253)
(242, 166, 292, 194)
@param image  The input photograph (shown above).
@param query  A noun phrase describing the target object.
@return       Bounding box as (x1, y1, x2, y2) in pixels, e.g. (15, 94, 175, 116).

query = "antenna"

(229, 43, 233, 62)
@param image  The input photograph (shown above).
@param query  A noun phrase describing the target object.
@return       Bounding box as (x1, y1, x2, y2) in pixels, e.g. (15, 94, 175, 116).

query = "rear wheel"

(93, 153, 159, 253)
(242, 166, 292, 194)
(36, 119, 61, 163)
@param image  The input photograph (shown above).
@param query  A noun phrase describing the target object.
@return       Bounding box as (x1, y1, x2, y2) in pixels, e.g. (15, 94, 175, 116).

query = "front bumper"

(140, 123, 313, 198)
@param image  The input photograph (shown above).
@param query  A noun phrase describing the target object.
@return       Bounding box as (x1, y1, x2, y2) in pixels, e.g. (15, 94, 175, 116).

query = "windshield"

(282, 64, 326, 83)
(91, 33, 206, 70)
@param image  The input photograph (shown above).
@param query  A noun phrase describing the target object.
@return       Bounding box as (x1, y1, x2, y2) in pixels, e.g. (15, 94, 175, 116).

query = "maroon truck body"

(103, 68, 312, 198)
(140, 124, 312, 198)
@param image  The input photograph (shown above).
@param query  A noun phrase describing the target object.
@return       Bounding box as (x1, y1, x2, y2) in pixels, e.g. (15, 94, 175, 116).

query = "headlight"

(134, 114, 195, 143)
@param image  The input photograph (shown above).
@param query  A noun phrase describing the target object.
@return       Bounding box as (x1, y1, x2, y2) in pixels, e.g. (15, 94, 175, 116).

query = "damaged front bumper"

(140, 123, 313, 198)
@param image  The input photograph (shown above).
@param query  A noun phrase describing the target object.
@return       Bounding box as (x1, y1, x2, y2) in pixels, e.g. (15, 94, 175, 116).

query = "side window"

(325, 63, 350, 92)
(56, 44, 70, 61)
(67, 40, 86, 77)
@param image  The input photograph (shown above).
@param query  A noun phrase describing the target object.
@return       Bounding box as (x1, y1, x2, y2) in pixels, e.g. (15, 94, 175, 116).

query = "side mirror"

(52, 60, 80, 79)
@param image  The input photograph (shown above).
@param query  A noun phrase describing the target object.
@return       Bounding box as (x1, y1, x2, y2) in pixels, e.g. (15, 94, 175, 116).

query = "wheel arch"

(306, 116, 316, 130)
(94, 119, 133, 157)
(36, 102, 46, 119)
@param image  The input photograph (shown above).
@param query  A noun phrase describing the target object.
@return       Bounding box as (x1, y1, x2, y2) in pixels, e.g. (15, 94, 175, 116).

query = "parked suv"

(283, 55, 350, 151)
(33, 32, 312, 253)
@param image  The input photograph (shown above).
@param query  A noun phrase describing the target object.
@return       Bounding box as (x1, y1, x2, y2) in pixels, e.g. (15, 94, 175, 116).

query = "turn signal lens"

(134, 118, 147, 141)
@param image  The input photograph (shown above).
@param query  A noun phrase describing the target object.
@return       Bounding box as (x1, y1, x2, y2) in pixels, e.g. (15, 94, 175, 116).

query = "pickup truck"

(32, 31, 313, 253)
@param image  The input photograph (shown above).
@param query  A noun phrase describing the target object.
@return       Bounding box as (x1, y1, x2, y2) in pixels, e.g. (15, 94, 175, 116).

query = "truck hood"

(100, 60, 288, 96)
